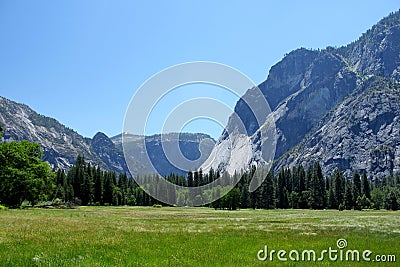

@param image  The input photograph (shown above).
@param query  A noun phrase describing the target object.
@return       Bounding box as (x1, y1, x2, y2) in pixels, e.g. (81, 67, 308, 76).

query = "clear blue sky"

(0, 1, 398, 139)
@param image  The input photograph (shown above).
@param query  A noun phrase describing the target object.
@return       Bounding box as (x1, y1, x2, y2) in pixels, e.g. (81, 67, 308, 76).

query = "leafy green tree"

(384, 187, 399, 211)
(371, 188, 384, 210)
(289, 191, 300, 209)
(0, 141, 55, 207)
(356, 194, 372, 210)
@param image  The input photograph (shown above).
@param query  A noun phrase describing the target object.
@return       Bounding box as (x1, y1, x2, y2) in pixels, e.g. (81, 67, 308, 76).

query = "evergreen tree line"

(236, 162, 400, 211)
(54, 156, 400, 211)
(55, 155, 141, 206)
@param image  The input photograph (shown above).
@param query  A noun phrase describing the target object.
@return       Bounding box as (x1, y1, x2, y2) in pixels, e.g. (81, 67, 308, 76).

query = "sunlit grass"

(0, 207, 398, 266)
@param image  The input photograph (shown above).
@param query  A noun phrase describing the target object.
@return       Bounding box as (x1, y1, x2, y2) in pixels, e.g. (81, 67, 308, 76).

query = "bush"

(153, 204, 162, 208)
(53, 198, 62, 205)
(356, 194, 373, 210)
(0, 205, 7, 211)
(127, 195, 137, 206)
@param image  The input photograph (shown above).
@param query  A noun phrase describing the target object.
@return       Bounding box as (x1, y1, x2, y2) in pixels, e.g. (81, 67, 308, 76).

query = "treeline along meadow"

(0, 131, 399, 210)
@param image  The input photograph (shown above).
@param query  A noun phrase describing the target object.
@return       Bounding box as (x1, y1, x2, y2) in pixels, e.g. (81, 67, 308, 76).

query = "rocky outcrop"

(203, 10, 400, 179)
(276, 78, 400, 179)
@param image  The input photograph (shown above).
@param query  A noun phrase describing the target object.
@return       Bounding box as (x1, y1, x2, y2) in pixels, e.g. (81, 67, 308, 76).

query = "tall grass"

(0, 207, 398, 266)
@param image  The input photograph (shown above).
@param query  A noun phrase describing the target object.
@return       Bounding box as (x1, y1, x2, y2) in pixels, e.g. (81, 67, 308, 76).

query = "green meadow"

(0, 207, 398, 266)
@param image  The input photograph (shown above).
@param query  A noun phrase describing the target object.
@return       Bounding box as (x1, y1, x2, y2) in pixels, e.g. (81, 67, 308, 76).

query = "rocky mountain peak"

(202, 10, 400, 179)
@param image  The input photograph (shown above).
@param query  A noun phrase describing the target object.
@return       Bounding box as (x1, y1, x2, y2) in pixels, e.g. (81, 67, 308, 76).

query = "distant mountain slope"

(0, 96, 215, 176)
(0, 96, 131, 173)
(203, 10, 400, 179)
(112, 132, 215, 176)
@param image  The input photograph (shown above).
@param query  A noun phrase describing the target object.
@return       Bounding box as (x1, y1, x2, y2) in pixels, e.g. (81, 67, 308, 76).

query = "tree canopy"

(0, 140, 55, 207)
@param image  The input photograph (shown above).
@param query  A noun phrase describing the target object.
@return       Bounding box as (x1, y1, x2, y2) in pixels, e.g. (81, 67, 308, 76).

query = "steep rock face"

(202, 10, 400, 179)
(276, 78, 400, 179)
(203, 49, 358, 174)
(340, 11, 400, 80)
(272, 51, 357, 157)
(91, 132, 129, 173)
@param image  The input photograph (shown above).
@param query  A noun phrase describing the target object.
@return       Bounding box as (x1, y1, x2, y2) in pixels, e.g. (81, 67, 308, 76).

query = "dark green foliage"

(344, 179, 353, 210)
(333, 169, 345, 208)
(356, 194, 373, 210)
(309, 162, 326, 209)
(384, 187, 399, 211)
(41, 155, 400, 211)
(275, 168, 289, 208)
(262, 171, 275, 209)
(352, 171, 362, 210)
(327, 185, 336, 209)
(219, 188, 241, 210)
(0, 141, 55, 207)
(361, 171, 371, 199)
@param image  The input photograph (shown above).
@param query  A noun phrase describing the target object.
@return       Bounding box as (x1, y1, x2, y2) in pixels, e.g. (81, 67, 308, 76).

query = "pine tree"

(240, 173, 250, 208)
(208, 167, 215, 184)
(198, 169, 203, 186)
(352, 171, 362, 210)
(361, 171, 371, 199)
(344, 179, 353, 210)
(81, 162, 94, 205)
(327, 185, 337, 209)
(297, 165, 306, 193)
(193, 170, 199, 187)
(263, 171, 275, 209)
(310, 162, 325, 209)
(276, 168, 288, 208)
(333, 169, 345, 208)
(305, 166, 313, 190)
(93, 166, 103, 205)
(54, 169, 66, 200)
(187, 171, 193, 187)
(103, 172, 114, 205)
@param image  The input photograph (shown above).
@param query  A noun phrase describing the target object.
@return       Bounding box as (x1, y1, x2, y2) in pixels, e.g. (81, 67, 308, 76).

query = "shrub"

(153, 204, 162, 208)
(0, 205, 7, 211)
(338, 203, 344, 211)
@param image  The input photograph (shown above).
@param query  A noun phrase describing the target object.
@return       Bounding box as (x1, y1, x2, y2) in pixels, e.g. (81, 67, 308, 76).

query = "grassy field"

(0, 207, 399, 266)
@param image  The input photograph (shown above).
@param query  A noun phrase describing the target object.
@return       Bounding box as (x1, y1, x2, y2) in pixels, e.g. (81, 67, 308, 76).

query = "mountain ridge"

(202, 9, 400, 179)
(0, 96, 215, 176)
